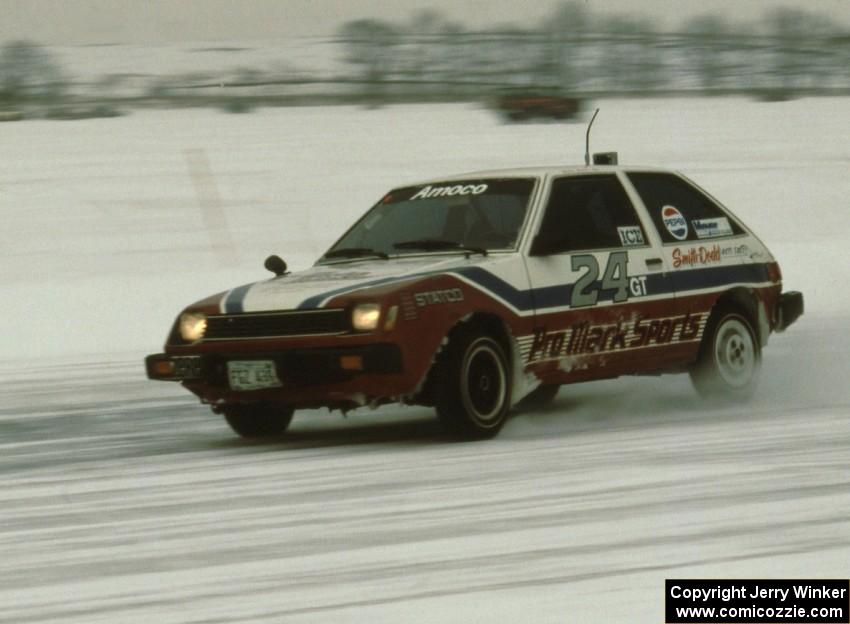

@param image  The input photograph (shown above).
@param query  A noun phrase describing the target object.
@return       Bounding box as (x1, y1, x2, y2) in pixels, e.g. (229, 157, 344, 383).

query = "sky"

(0, 0, 848, 45)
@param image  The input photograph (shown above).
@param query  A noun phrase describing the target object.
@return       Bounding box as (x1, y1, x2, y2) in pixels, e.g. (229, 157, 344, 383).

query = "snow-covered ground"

(1, 98, 848, 622)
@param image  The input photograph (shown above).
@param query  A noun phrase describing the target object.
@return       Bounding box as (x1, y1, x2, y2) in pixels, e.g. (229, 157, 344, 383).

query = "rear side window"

(627, 172, 744, 243)
(538, 175, 647, 252)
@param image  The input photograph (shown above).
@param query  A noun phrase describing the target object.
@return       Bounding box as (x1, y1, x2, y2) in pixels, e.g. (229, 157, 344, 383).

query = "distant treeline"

(1, 3, 848, 118)
(336, 3, 850, 103)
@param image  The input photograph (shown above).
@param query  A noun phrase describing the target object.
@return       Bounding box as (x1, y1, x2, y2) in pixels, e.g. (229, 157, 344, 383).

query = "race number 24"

(570, 252, 646, 307)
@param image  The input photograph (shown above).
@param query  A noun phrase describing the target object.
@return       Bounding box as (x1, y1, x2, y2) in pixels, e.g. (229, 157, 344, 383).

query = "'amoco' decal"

(661, 205, 688, 240)
(410, 184, 488, 200)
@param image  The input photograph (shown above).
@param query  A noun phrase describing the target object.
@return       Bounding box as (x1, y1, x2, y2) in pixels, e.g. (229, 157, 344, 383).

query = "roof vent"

(593, 152, 618, 165)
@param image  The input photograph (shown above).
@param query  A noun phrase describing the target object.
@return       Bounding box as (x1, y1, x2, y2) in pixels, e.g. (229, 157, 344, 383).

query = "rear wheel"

(434, 328, 512, 440)
(220, 403, 295, 439)
(690, 308, 760, 400)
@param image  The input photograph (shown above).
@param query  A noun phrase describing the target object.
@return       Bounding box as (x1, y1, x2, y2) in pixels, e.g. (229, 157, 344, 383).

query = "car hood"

(219, 255, 489, 313)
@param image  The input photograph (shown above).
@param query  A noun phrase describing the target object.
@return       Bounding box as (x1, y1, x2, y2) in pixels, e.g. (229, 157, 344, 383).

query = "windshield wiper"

(393, 239, 488, 257)
(324, 247, 389, 260)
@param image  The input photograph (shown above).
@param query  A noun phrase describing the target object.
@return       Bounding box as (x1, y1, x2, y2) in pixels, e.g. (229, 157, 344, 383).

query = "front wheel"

(220, 403, 295, 439)
(434, 329, 512, 440)
(690, 309, 760, 400)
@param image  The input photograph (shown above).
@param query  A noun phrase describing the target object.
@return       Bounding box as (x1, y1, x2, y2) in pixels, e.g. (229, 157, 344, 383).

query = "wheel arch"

(457, 311, 513, 352)
(691, 291, 763, 400)
(709, 287, 768, 348)
(416, 310, 519, 406)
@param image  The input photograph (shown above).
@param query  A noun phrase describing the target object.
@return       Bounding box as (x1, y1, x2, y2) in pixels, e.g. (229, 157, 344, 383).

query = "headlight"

(179, 312, 207, 342)
(351, 303, 381, 331)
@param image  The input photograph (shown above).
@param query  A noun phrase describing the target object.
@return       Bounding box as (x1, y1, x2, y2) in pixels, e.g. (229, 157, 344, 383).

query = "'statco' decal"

(525, 312, 704, 362)
(410, 184, 488, 200)
(414, 288, 464, 306)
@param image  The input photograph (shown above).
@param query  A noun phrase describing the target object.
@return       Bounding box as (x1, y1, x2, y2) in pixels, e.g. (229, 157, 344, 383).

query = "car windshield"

(321, 178, 535, 261)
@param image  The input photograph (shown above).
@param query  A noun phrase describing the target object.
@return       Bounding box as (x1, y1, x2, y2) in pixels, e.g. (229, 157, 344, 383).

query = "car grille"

(203, 309, 350, 341)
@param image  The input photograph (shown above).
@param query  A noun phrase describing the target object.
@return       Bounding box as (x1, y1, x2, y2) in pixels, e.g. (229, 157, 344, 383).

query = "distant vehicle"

(495, 93, 582, 121)
(147, 157, 803, 440)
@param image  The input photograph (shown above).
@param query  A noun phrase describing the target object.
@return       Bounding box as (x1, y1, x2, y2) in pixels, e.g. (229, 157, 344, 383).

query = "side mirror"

(264, 254, 288, 276)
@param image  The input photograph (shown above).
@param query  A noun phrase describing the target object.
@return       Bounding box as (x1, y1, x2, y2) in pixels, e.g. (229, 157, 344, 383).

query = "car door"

(522, 173, 680, 385)
(623, 171, 762, 364)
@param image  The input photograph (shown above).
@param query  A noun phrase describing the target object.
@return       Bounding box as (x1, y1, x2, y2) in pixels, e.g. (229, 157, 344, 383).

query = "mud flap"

(775, 291, 804, 332)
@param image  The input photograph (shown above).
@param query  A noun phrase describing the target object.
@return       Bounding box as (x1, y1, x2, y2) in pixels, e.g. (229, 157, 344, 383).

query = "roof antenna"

(584, 108, 600, 166)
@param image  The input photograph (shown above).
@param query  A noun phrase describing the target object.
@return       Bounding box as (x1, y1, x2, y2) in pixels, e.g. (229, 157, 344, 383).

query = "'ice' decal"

(617, 226, 645, 247)
(661, 205, 688, 240)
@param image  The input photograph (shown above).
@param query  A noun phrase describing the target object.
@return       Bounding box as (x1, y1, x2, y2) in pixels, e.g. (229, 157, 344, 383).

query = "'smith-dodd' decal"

(672, 245, 721, 268)
(528, 312, 703, 361)
(662, 205, 688, 240)
(410, 184, 489, 200)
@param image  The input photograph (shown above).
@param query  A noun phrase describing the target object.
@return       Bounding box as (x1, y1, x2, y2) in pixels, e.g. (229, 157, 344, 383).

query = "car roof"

(406, 164, 675, 186)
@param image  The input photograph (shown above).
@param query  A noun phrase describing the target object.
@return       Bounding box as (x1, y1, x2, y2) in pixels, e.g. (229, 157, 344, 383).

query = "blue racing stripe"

(669, 263, 770, 291)
(223, 283, 254, 313)
(297, 266, 534, 310)
(452, 267, 535, 311)
(529, 271, 673, 310)
(297, 276, 412, 310)
(232, 263, 773, 314)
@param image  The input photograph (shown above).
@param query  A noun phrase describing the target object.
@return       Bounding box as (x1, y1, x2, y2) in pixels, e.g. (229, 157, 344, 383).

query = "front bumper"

(775, 291, 804, 332)
(145, 343, 403, 385)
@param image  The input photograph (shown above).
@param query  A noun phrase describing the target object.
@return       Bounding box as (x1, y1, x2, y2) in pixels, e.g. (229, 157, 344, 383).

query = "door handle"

(645, 258, 663, 270)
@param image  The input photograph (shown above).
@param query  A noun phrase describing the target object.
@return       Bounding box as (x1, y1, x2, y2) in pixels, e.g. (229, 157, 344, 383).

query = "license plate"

(227, 360, 282, 391)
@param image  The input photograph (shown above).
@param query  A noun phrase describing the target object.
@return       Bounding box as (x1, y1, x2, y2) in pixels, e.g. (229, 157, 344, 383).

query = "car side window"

(627, 172, 744, 243)
(537, 175, 647, 252)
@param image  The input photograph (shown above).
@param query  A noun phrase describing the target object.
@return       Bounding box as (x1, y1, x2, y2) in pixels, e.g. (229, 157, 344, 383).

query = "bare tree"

(405, 9, 450, 98)
(337, 19, 400, 106)
(681, 14, 735, 91)
(598, 14, 667, 92)
(540, 1, 590, 92)
(0, 40, 66, 107)
(765, 7, 836, 93)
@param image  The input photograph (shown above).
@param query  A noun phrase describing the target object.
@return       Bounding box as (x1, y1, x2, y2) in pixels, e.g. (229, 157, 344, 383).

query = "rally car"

(495, 93, 582, 122)
(146, 157, 803, 439)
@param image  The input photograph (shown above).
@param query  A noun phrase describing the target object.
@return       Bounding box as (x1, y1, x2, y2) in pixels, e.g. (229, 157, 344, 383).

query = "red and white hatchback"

(147, 162, 803, 439)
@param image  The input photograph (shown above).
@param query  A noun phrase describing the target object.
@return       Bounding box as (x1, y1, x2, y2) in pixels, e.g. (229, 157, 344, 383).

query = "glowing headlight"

(351, 303, 381, 331)
(179, 312, 207, 342)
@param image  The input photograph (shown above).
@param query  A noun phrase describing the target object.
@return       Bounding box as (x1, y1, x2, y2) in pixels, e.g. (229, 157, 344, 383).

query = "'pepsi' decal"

(662, 205, 689, 240)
